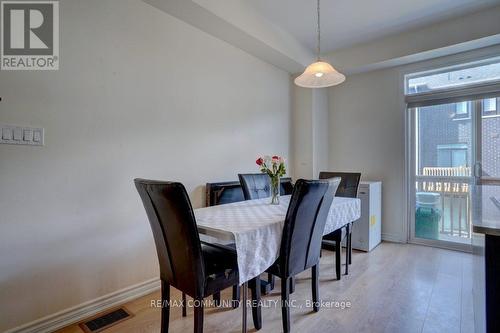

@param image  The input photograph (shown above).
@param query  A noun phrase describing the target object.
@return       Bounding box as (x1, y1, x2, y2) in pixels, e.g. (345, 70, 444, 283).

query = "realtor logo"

(1, 0, 59, 70)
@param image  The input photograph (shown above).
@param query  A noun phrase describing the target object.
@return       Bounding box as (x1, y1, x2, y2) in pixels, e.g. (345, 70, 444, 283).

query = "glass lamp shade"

(294, 61, 346, 88)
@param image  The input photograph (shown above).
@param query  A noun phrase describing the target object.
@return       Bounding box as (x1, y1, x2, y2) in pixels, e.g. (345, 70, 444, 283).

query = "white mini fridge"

(351, 181, 382, 252)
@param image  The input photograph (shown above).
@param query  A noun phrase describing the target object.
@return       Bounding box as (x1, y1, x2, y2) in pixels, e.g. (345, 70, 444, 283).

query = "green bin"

(415, 192, 441, 240)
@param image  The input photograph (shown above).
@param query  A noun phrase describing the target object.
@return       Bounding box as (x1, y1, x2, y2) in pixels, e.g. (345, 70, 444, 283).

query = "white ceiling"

(249, 0, 500, 53)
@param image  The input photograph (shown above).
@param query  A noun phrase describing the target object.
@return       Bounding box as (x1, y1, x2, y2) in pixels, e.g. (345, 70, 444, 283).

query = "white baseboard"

(5, 278, 161, 333)
(382, 232, 406, 243)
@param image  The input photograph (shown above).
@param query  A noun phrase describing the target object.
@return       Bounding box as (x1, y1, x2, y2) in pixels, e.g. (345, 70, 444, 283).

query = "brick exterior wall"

(418, 103, 500, 177)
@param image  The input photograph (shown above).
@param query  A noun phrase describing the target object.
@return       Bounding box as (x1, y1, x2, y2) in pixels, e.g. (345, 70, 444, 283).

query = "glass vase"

(270, 175, 280, 205)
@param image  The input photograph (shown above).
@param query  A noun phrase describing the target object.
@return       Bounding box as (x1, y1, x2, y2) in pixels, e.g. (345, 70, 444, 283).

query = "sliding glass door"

(410, 102, 475, 249)
(408, 97, 500, 250)
(406, 57, 500, 250)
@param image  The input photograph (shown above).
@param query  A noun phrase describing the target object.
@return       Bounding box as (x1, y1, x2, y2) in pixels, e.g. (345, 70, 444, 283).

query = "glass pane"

(452, 150, 467, 167)
(415, 102, 473, 243)
(483, 98, 497, 113)
(456, 102, 468, 114)
(481, 98, 500, 179)
(406, 58, 500, 94)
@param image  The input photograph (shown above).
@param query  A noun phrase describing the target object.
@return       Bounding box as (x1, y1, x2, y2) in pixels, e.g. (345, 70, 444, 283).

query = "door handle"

(474, 162, 482, 178)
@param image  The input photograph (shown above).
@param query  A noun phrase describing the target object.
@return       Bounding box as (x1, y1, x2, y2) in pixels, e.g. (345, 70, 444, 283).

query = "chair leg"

(345, 225, 349, 275)
(281, 277, 291, 333)
(250, 277, 262, 330)
(348, 225, 353, 265)
(311, 264, 319, 312)
(268, 273, 275, 290)
(182, 292, 187, 317)
(194, 298, 204, 333)
(289, 276, 295, 294)
(161, 281, 170, 333)
(213, 291, 221, 307)
(335, 239, 341, 280)
(232, 285, 240, 309)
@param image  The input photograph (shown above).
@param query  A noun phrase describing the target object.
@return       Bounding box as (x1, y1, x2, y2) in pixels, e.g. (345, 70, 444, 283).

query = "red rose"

(272, 155, 280, 160)
(256, 158, 264, 166)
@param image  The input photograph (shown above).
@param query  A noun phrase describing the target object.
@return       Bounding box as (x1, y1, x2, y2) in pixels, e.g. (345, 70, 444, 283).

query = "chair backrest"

(238, 173, 271, 200)
(134, 179, 205, 298)
(206, 177, 294, 206)
(280, 177, 294, 196)
(206, 181, 245, 206)
(319, 172, 361, 198)
(279, 178, 340, 276)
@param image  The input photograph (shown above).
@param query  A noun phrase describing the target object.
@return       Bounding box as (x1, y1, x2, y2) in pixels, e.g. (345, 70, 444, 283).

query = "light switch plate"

(33, 129, 42, 142)
(2, 127, 12, 140)
(1, 124, 44, 146)
(13, 127, 22, 140)
(23, 129, 34, 141)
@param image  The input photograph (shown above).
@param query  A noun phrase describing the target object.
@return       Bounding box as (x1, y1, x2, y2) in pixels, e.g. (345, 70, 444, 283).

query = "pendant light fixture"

(294, 0, 345, 88)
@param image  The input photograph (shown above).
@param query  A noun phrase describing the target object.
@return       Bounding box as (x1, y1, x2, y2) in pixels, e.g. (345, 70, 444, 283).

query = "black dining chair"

(238, 174, 294, 200)
(205, 181, 245, 207)
(238, 173, 271, 200)
(318, 172, 361, 279)
(134, 179, 262, 332)
(206, 178, 294, 207)
(265, 178, 340, 333)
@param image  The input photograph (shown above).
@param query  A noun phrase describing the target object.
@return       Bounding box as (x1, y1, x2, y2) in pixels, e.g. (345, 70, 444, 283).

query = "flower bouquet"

(256, 155, 286, 204)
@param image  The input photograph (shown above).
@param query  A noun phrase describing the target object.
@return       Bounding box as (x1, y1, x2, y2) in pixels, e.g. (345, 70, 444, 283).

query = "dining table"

(194, 194, 361, 333)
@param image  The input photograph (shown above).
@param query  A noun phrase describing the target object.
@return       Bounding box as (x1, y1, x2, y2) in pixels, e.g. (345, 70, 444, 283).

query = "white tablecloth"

(194, 195, 360, 284)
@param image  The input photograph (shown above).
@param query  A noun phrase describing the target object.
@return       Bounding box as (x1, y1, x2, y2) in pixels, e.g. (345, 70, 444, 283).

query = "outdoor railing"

(416, 167, 472, 239)
(422, 166, 471, 177)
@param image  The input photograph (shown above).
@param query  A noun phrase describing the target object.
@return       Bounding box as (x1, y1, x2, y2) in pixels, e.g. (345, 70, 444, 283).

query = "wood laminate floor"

(58, 242, 474, 333)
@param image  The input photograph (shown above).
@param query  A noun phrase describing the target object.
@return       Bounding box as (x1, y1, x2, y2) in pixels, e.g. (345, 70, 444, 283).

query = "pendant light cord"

(317, 0, 321, 61)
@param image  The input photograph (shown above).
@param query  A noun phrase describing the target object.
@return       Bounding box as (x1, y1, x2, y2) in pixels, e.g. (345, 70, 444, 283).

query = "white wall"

(291, 85, 313, 179)
(0, 0, 291, 330)
(328, 69, 405, 242)
(291, 85, 329, 180)
(312, 89, 329, 178)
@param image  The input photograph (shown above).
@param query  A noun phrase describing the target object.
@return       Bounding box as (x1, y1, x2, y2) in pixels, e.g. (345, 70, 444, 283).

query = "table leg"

(242, 281, 248, 333)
